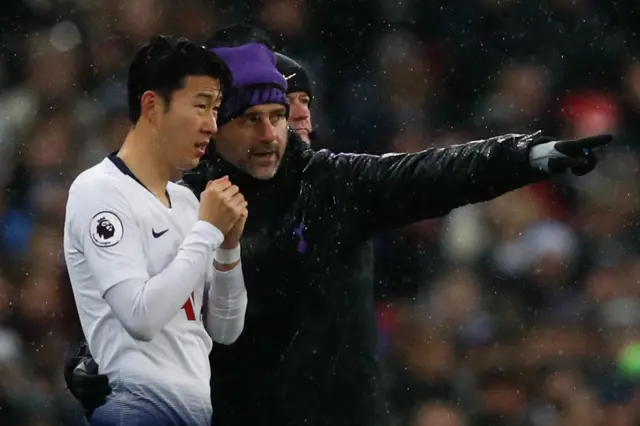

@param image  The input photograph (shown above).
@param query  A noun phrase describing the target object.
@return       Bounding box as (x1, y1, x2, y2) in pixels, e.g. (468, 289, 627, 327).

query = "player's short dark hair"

(127, 35, 232, 123)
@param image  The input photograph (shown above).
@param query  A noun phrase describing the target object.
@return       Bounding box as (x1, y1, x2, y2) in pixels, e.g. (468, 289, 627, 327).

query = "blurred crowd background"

(0, 0, 639, 425)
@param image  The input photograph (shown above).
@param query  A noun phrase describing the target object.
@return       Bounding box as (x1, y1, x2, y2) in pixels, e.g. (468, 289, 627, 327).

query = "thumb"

(548, 156, 595, 176)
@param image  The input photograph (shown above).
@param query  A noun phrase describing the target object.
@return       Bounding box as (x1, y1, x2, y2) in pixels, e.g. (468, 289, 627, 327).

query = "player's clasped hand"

(222, 207, 247, 249)
(199, 176, 249, 234)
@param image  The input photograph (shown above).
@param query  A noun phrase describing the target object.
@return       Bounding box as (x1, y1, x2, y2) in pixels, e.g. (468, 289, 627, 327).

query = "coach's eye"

(269, 113, 286, 125)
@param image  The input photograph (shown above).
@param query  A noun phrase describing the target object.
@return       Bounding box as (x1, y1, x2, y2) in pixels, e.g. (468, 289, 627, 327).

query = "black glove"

(529, 133, 612, 176)
(64, 344, 111, 419)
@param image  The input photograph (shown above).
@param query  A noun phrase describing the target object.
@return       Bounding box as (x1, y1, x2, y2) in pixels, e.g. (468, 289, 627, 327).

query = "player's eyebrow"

(196, 92, 223, 107)
(195, 92, 216, 101)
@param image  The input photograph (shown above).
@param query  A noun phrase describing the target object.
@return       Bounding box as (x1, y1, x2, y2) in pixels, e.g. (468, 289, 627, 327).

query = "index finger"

(210, 176, 229, 184)
(207, 177, 232, 191)
(555, 134, 613, 154)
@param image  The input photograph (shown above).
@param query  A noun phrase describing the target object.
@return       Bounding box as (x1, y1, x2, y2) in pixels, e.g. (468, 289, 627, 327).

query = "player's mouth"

(295, 128, 311, 137)
(195, 141, 208, 157)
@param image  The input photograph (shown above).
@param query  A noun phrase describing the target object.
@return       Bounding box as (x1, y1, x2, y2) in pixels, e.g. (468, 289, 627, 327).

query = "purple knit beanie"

(212, 43, 289, 125)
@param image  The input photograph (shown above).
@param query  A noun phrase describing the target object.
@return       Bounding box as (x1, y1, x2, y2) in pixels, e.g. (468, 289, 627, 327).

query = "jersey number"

(181, 292, 196, 321)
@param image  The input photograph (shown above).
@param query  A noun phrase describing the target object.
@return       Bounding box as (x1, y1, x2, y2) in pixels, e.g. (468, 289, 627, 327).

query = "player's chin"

(176, 156, 202, 171)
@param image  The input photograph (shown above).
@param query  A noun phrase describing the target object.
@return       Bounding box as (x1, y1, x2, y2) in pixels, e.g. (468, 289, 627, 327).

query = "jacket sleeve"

(314, 133, 551, 237)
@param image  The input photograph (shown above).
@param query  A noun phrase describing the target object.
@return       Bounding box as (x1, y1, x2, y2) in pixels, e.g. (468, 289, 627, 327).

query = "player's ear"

(140, 90, 160, 126)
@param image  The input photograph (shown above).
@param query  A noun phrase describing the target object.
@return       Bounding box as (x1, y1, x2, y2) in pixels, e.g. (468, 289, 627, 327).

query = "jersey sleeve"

(66, 178, 148, 296)
(204, 263, 248, 344)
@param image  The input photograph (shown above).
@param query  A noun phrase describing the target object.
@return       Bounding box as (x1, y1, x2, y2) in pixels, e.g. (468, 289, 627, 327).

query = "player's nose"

(201, 112, 217, 136)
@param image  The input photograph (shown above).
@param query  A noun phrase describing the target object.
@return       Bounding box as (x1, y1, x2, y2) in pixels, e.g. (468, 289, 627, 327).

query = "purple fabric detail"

(218, 85, 288, 125)
(212, 43, 289, 124)
(212, 43, 287, 91)
(294, 222, 307, 254)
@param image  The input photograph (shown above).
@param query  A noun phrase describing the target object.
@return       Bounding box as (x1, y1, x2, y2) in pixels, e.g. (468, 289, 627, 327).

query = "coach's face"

(287, 92, 312, 145)
(215, 103, 289, 180)
(156, 75, 221, 170)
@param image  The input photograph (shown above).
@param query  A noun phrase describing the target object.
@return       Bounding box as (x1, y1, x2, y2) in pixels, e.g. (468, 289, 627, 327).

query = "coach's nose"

(257, 117, 277, 142)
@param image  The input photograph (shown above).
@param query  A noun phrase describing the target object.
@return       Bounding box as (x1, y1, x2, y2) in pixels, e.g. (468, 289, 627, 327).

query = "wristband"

(214, 244, 241, 264)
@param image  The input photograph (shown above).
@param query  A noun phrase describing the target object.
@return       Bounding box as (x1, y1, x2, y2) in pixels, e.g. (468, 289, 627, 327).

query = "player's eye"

(196, 104, 207, 110)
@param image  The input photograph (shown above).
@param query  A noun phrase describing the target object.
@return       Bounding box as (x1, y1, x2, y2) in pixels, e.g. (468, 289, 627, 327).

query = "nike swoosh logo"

(152, 229, 169, 238)
(284, 73, 297, 81)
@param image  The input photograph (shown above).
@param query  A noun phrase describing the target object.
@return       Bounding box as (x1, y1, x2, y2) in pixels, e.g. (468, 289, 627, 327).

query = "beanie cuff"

(218, 84, 290, 126)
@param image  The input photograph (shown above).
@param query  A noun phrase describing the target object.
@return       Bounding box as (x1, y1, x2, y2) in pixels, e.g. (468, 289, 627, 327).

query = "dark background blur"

(0, 0, 639, 425)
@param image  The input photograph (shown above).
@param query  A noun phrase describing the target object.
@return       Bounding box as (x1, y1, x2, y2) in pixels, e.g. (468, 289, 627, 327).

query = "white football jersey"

(64, 155, 215, 424)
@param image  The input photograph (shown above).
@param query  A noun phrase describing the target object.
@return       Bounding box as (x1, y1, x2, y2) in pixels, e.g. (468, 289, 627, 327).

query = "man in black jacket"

(65, 39, 611, 426)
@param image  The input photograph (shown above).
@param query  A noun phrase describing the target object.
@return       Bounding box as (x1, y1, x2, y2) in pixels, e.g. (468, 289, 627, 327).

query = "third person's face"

(287, 91, 312, 144)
